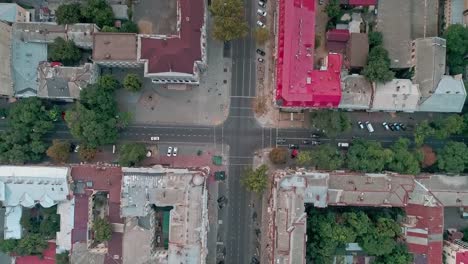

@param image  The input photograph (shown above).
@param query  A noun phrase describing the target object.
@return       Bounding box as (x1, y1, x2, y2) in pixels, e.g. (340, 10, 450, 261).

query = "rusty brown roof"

(92, 33, 137, 61)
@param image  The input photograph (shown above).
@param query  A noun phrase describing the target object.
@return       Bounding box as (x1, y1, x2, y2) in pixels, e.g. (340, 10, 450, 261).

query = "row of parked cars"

(357, 121, 407, 133)
(257, 0, 267, 27)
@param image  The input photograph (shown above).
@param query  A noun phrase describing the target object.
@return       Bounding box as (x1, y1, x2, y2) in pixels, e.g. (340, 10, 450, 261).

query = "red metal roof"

(139, 0, 204, 75)
(327, 29, 350, 42)
(457, 251, 468, 263)
(276, 0, 342, 108)
(15, 242, 56, 264)
(70, 166, 124, 264)
(349, 0, 377, 5)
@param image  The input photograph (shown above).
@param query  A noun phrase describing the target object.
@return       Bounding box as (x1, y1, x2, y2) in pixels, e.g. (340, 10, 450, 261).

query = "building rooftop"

(347, 33, 369, 68)
(418, 75, 467, 112)
(276, 0, 342, 108)
(413, 37, 446, 102)
(349, 0, 377, 5)
(0, 3, 29, 23)
(15, 242, 56, 264)
(37, 62, 96, 100)
(339, 75, 372, 110)
(376, 0, 439, 68)
(92, 33, 138, 62)
(0, 21, 13, 97)
(327, 29, 350, 53)
(139, 0, 204, 75)
(121, 166, 208, 264)
(372, 79, 421, 112)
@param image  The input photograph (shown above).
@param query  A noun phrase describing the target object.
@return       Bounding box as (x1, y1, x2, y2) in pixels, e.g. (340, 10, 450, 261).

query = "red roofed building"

(276, 0, 342, 109)
(15, 242, 56, 264)
(444, 240, 468, 264)
(139, 0, 206, 85)
(327, 29, 350, 53)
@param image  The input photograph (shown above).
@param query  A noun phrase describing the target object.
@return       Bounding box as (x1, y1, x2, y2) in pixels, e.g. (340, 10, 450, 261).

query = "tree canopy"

(56, 3, 82, 25)
(443, 24, 468, 75)
(118, 143, 147, 166)
(254, 27, 270, 45)
(78, 144, 97, 162)
(311, 144, 344, 170)
(414, 120, 435, 146)
(387, 138, 421, 175)
(48, 37, 82, 66)
(123, 73, 143, 92)
(420, 145, 437, 168)
(325, 0, 341, 20)
(309, 110, 351, 137)
(362, 45, 395, 83)
(210, 0, 248, 41)
(241, 165, 269, 193)
(296, 151, 313, 166)
(432, 115, 465, 139)
(93, 217, 113, 243)
(46, 140, 71, 163)
(437, 141, 468, 174)
(0, 98, 53, 164)
(368, 31, 383, 47)
(346, 140, 393, 172)
(269, 148, 288, 164)
(65, 76, 126, 148)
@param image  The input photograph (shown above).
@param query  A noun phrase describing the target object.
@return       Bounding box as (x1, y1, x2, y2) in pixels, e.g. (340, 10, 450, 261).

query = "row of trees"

(0, 98, 55, 164)
(309, 110, 351, 137)
(56, 0, 138, 32)
(306, 208, 412, 264)
(413, 114, 466, 146)
(210, 0, 248, 41)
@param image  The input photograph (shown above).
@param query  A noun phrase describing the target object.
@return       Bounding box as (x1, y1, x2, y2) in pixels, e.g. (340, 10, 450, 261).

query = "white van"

(337, 142, 349, 148)
(365, 121, 374, 133)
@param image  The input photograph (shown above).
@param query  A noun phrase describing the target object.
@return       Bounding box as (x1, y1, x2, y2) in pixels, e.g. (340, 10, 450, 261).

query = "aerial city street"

(0, 0, 467, 264)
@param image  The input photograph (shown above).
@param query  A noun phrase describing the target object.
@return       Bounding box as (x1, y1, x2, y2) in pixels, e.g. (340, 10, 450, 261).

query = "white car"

(150, 136, 160, 141)
(172, 147, 178, 157)
(258, 1, 266, 7)
(257, 58, 264, 63)
(167, 146, 172, 157)
(256, 21, 266, 28)
(257, 9, 267, 17)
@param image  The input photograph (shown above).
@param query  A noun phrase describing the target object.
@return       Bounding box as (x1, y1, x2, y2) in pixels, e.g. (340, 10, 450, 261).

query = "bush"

(93, 217, 112, 243)
(269, 148, 288, 164)
(48, 37, 82, 66)
(123, 73, 142, 92)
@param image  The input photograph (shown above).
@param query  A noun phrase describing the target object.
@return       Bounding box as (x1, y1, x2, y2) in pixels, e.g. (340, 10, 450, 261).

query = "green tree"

(56, 251, 70, 264)
(296, 151, 312, 166)
(101, 26, 119, 32)
(343, 211, 371, 236)
(374, 244, 413, 264)
(414, 120, 435, 146)
(347, 140, 393, 172)
(309, 110, 351, 137)
(120, 21, 139, 33)
(81, 0, 115, 27)
(55, 3, 83, 25)
(123, 73, 142, 92)
(118, 143, 147, 166)
(0, 239, 19, 254)
(462, 227, 468, 242)
(48, 105, 61, 122)
(0, 98, 53, 164)
(39, 213, 61, 239)
(325, 0, 341, 19)
(116, 112, 132, 129)
(48, 37, 82, 66)
(16, 234, 48, 255)
(443, 24, 468, 75)
(368, 31, 383, 47)
(363, 45, 395, 83)
(241, 164, 268, 193)
(254, 27, 269, 45)
(311, 144, 344, 170)
(93, 217, 113, 243)
(97, 74, 121, 91)
(388, 138, 421, 175)
(46, 140, 71, 163)
(210, 0, 248, 41)
(437, 141, 468, 174)
(359, 229, 396, 256)
(269, 148, 288, 164)
(432, 114, 465, 139)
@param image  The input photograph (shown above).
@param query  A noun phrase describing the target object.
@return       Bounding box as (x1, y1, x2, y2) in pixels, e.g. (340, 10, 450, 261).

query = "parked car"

(276, 138, 286, 144)
(150, 136, 160, 141)
(288, 144, 299, 149)
(217, 196, 228, 204)
(365, 121, 374, 133)
(257, 9, 267, 16)
(172, 147, 178, 157)
(382, 122, 390, 130)
(303, 139, 311, 144)
(257, 58, 264, 63)
(394, 123, 401, 131)
(338, 142, 349, 148)
(319, 0, 324, 4)
(256, 20, 266, 28)
(358, 121, 364, 129)
(256, 49, 266, 56)
(258, 0, 266, 7)
(311, 133, 320, 138)
(399, 123, 407, 131)
(389, 123, 395, 131)
(167, 146, 173, 156)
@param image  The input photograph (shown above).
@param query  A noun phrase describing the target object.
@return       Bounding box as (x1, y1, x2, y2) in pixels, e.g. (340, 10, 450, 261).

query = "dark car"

(217, 196, 228, 204)
(256, 48, 266, 56)
(303, 139, 312, 144)
(393, 123, 401, 131)
(311, 133, 320, 138)
(399, 123, 407, 131)
(251, 257, 260, 264)
(276, 138, 286, 144)
(389, 123, 395, 131)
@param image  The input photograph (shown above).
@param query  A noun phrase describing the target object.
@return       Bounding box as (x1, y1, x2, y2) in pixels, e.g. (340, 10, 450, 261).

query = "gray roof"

(339, 75, 372, 110)
(13, 22, 97, 49)
(418, 75, 466, 112)
(0, 3, 28, 23)
(413, 37, 446, 102)
(37, 62, 97, 100)
(0, 21, 13, 96)
(376, 0, 439, 68)
(111, 4, 129, 20)
(449, 0, 465, 25)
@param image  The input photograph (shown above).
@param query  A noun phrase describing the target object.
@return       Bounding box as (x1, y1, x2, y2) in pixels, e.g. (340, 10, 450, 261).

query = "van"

(337, 142, 349, 148)
(365, 121, 374, 133)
